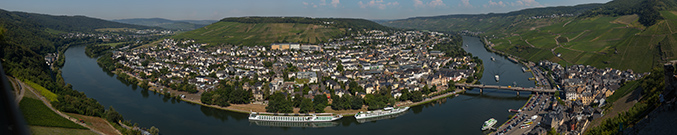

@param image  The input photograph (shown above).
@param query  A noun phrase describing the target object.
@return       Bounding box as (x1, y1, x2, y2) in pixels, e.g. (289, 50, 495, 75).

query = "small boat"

(490, 56, 495, 61)
(482, 118, 498, 130)
(495, 74, 500, 82)
(508, 109, 521, 113)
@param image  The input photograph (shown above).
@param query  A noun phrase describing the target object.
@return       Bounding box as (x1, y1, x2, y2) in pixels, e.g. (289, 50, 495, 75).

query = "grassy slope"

(19, 98, 86, 129)
(24, 80, 58, 102)
(172, 21, 345, 46)
(29, 126, 97, 135)
(488, 11, 677, 73)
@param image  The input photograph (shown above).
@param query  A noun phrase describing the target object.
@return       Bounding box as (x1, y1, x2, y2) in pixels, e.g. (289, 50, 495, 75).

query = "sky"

(1, 0, 612, 20)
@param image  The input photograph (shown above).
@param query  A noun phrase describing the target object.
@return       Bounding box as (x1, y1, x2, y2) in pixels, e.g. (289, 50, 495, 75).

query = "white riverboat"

(354, 106, 410, 120)
(248, 112, 343, 122)
(482, 118, 497, 130)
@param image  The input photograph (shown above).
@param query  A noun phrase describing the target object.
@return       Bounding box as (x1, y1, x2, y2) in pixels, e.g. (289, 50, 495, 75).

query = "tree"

(313, 95, 328, 113)
(412, 91, 423, 102)
(337, 63, 344, 72)
(351, 95, 364, 110)
(399, 89, 412, 101)
(292, 94, 303, 107)
(266, 92, 293, 113)
(299, 98, 314, 113)
(105, 106, 123, 123)
(141, 60, 150, 67)
(149, 126, 159, 135)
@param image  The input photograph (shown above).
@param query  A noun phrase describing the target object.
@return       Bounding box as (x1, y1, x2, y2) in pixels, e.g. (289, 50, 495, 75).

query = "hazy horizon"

(3, 0, 611, 21)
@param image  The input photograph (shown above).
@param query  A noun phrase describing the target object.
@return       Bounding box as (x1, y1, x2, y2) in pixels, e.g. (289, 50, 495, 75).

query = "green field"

(24, 80, 58, 102)
(172, 21, 345, 46)
(29, 126, 97, 135)
(19, 98, 86, 129)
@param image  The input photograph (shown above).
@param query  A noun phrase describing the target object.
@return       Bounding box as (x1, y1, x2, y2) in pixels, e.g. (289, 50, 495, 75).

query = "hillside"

(113, 18, 216, 30)
(384, 3, 603, 35)
(172, 17, 393, 46)
(4, 10, 156, 33)
(384, 0, 677, 73)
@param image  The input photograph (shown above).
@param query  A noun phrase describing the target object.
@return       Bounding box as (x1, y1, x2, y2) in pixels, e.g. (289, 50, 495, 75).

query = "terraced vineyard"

(172, 21, 345, 46)
(488, 11, 677, 72)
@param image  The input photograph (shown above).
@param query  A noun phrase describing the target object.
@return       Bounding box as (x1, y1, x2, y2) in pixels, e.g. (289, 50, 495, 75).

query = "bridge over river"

(455, 83, 557, 95)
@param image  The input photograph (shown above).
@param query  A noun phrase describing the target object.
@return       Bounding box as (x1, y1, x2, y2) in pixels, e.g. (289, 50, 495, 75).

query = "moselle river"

(61, 36, 534, 135)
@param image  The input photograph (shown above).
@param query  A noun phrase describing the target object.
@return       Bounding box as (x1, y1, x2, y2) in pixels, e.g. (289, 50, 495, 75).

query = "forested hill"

(173, 17, 395, 46)
(113, 18, 216, 30)
(1, 9, 157, 33)
(220, 17, 395, 31)
(383, 3, 602, 34)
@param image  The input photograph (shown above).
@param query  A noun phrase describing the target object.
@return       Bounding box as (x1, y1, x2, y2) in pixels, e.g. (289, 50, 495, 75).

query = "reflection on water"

(250, 121, 339, 128)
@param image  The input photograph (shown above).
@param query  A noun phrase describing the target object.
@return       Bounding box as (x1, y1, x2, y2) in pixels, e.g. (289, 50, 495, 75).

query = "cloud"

(511, 0, 541, 7)
(413, 0, 424, 8)
(358, 0, 398, 9)
(304, 0, 340, 8)
(428, 0, 446, 8)
(484, 0, 506, 8)
(331, 0, 340, 7)
(459, 0, 472, 8)
(414, 0, 447, 8)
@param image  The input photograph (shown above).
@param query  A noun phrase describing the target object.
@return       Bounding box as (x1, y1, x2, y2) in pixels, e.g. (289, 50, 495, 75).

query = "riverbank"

(141, 78, 468, 116)
(111, 65, 469, 116)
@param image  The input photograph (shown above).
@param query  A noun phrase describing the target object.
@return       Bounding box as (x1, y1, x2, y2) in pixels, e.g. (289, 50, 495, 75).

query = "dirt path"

(524, 39, 536, 48)
(563, 20, 573, 27)
(7, 77, 25, 103)
(16, 79, 108, 135)
(569, 30, 589, 41)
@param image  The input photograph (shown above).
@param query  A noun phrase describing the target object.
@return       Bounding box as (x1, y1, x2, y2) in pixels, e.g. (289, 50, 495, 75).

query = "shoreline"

(113, 67, 470, 116)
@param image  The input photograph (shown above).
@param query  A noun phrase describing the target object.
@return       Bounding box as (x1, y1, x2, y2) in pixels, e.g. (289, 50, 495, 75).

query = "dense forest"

(6, 9, 156, 33)
(220, 17, 395, 31)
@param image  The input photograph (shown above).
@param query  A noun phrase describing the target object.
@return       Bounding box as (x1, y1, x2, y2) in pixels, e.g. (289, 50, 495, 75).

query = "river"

(61, 36, 534, 135)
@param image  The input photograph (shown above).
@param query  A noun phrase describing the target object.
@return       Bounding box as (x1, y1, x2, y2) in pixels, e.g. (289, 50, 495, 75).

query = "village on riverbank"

(100, 29, 481, 115)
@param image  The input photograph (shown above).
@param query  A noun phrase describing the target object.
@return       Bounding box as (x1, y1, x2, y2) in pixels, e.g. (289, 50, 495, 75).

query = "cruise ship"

(248, 112, 343, 122)
(354, 106, 410, 120)
(250, 121, 339, 128)
(482, 118, 497, 130)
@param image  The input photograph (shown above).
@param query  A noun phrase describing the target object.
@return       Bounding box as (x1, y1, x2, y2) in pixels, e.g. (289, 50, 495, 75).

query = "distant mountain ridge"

(113, 18, 217, 30)
(2, 9, 157, 33)
(172, 17, 394, 46)
(0, 9, 157, 54)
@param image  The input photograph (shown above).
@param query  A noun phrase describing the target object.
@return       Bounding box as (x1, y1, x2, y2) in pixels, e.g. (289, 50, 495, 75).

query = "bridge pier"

(516, 91, 519, 96)
(480, 88, 483, 93)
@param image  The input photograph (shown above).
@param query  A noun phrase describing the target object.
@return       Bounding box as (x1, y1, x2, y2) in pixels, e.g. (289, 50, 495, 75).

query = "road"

(493, 93, 552, 135)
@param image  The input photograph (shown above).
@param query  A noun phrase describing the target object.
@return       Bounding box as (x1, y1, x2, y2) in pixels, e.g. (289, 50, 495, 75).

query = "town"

(109, 29, 479, 112)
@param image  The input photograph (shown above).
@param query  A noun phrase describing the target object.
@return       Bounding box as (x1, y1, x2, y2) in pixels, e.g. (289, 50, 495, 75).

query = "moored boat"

(354, 106, 409, 120)
(248, 112, 343, 122)
(482, 118, 497, 130)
